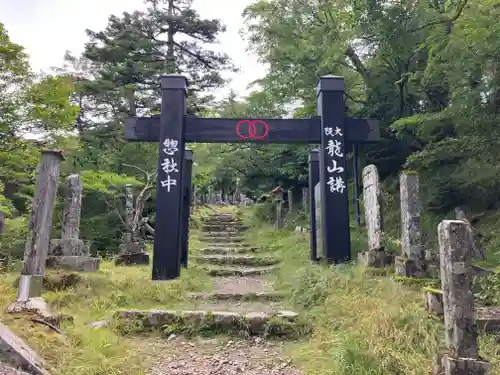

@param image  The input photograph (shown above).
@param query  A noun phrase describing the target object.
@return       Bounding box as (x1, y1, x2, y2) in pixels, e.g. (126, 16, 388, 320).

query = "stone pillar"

(47, 174, 100, 272)
(358, 165, 392, 267)
(434, 220, 491, 375)
(275, 193, 285, 229)
(395, 171, 426, 277)
(0, 211, 4, 235)
(124, 183, 134, 242)
(302, 187, 308, 212)
(16, 150, 64, 302)
(287, 188, 293, 212)
(115, 184, 149, 266)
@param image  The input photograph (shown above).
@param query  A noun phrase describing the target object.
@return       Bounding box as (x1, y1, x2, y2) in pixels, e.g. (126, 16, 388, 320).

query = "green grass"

(241, 205, 500, 375)
(2, 203, 500, 374)
(0, 207, 223, 375)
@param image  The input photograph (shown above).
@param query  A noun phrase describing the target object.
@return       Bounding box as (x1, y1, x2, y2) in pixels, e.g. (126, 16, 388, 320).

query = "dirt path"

(149, 336, 303, 375)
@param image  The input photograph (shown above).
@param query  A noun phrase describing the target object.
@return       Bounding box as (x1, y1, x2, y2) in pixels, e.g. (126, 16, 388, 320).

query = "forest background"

(1, 0, 499, 263)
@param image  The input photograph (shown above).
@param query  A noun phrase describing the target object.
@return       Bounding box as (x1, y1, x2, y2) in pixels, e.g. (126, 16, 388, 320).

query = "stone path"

(149, 336, 303, 375)
(117, 211, 300, 335)
(117, 210, 304, 374)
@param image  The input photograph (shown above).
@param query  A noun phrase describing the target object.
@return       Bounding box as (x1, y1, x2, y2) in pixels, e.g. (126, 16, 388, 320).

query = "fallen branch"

(30, 317, 65, 336)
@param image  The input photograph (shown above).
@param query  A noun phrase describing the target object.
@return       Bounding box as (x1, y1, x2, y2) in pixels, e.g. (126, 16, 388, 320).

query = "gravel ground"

(149, 336, 303, 375)
(0, 362, 31, 375)
(212, 276, 273, 294)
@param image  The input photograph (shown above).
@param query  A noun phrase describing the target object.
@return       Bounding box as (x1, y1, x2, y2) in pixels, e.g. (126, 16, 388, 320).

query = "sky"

(0, 0, 268, 99)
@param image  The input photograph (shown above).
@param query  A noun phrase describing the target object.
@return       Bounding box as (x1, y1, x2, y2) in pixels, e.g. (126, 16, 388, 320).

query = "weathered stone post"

(301, 187, 308, 212)
(287, 188, 293, 212)
(115, 184, 150, 266)
(124, 184, 134, 242)
(275, 192, 285, 229)
(395, 171, 426, 277)
(47, 174, 100, 272)
(15, 150, 64, 302)
(358, 165, 393, 267)
(434, 220, 491, 374)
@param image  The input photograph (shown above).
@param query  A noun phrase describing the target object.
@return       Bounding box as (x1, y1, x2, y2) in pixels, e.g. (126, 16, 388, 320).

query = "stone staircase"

(116, 211, 303, 337)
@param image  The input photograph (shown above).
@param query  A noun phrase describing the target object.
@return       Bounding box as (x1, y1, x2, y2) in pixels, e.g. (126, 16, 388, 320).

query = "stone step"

(202, 266, 276, 277)
(46, 255, 100, 272)
(202, 221, 242, 227)
(188, 291, 284, 301)
(201, 232, 242, 237)
(199, 247, 259, 255)
(115, 309, 303, 337)
(193, 255, 279, 267)
(201, 236, 245, 243)
(203, 217, 241, 222)
(201, 226, 239, 232)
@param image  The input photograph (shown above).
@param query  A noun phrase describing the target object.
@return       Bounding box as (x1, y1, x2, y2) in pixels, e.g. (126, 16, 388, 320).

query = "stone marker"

(395, 171, 427, 277)
(47, 174, 100, 272)
(455, 207, 485, 260)
(358, 165, 393, 267)
(301, 187, 308, 212)
(287, 188, 293, 212)
(434, 220, 491, 375)
(275, 192, 285, 229)
(0, 323, 49, 375)
(0, 211, 4, 235)
(115, 184, 149, 266)
(15, 150, 64, 302)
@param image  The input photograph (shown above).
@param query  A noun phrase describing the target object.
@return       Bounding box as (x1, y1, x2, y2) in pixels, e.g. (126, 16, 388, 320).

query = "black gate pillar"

(317, 76, 351, 263)
(153, 75, 187, 280)
(308, 149, 320, 261)
(180, 148, 193, 268)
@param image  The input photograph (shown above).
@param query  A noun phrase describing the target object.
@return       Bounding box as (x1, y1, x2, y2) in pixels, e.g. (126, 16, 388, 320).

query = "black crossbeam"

(124, 115, 380, 144)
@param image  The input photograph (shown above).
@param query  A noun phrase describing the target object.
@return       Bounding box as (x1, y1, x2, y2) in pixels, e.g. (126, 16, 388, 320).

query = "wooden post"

(0, 211, 4, 235)
(180, 149, 193, 268)
(435, 220, 491, 374)
(308, 149, 320, 261)
(152, 75, 186, 280)
(317, 76, 351, 263)
(17, 149, 64, 301)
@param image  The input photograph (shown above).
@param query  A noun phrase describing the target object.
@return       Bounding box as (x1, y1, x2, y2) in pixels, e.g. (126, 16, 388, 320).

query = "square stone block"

(358, 250, 394, 268)
(115, 252, 150, 266)
(46, 256, 100, 272)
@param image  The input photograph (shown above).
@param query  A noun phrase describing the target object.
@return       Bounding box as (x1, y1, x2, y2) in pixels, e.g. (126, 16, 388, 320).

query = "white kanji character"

(324, 127, 333, 136)
(163, 138, 178, 155)
(161, 158, 178, 174)
(327, 176, 346, 193)
(160, 175, 177, 192)
(334, 127, 343, 136)
(326, 139, 343, 157)
(327, 160, 344, 173)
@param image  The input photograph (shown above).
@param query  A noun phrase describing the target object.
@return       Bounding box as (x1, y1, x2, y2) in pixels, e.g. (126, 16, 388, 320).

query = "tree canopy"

(1, 0, 499, 255)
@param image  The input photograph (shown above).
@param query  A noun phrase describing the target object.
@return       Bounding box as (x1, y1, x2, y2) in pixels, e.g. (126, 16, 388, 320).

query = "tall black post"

(353, 143, 361, 227)
(153, 75, 187, 280)
(308, 149, 320, 261)
(180, 149, 193, 268)
(316, 75, 351, 263)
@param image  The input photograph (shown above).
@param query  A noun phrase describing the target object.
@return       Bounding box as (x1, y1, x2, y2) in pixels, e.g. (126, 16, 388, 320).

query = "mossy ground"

(0, 204, 499, 374)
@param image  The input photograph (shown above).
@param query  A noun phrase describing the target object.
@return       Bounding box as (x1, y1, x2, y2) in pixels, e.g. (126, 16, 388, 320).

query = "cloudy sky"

(0, 0, 267, 99)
